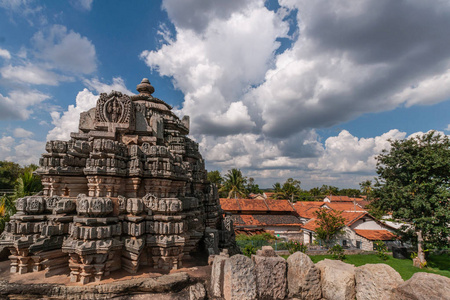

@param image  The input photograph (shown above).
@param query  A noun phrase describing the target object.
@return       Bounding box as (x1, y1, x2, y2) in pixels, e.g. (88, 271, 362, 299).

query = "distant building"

(220, 198, 303, 241)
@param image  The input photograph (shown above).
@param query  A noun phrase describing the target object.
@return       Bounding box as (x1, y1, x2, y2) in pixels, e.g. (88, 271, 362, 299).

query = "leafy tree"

(319, 185, 339, 196)
(221, 168, 247, 199)
(207, 170, 223, 187)
(14, 168, 42, 199)
(372, 131, 450, 266)
(359, 179, 374, 199)
(0, 161, 21, 190)
(274, 178, 302, 201)
(315, 208, 346, 247)
(246, 177, 261, 195)
(338, 188, 361, 197)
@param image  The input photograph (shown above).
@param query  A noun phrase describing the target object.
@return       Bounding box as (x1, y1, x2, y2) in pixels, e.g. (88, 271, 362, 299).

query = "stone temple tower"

(0, 79, 238, 284)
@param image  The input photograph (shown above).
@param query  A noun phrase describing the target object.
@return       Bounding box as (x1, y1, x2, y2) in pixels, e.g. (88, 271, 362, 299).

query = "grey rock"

(223, 254, 257, 300)
(391, 272, 450, 300)
(189, 282, 206, 300)
(355, 263, 403, 300)
(316, 259, 355, 300)
(210, 255, 227, 298)
(286, 251, 321, 300)
(253, 252, 287, 300)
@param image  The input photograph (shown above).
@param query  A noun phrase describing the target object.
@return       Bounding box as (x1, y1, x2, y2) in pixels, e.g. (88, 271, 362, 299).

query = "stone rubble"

(0, 78, 239, 284)
(287, 251, 322, 300)
(315, 259, 356, 300)
(355, 263, 403, 300)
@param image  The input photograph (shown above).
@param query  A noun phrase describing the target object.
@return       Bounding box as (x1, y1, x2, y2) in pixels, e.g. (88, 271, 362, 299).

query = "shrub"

(243, 244, 257, 257)
(328, 244, 346, 260)
(374, 240, 389, 260)
(286, 240, 308, 254)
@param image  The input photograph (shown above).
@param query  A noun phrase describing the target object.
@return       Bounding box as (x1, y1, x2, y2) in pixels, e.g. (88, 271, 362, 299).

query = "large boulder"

(210, 255, 227, 298)
(316, 259, 356, 300)
(287, 251, 321, 300)
(223, 254, 257, 300)
(252, 246, 287, 300)
(391, 272, 450, 300)
(355, 264, 403, 300)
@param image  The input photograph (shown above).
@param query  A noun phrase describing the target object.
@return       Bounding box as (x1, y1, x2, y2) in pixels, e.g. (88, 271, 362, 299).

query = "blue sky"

(1, 0, 449, 189)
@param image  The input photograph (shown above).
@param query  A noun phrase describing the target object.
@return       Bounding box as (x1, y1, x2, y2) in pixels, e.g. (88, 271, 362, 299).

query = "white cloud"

(0, 90, 50, 120)
(0, 48, 11, 60)
(445, 124, 450, 132)
(0, 136, 15, 154)
(13, 128, 33, 138)
(83, 77, 133, 95)
(47, 88, 97, 141)
(32, 24, 97, 74)
(1, 63, 73, 85)
(71, 0, 93, 11)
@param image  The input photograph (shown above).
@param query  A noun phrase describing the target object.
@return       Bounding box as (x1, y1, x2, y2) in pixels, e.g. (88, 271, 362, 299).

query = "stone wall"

(209, 246, 450, 300)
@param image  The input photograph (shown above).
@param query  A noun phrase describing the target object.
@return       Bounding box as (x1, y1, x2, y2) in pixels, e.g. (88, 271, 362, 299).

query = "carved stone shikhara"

(0, 78, 239, 284)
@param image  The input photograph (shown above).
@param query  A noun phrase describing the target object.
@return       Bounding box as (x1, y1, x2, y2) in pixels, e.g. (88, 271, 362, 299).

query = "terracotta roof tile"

(354, 229, 396, 241)
(238, 199, 269, 211)
(293, 202, 325, 219)
(325, 202, 367, 212)
(219, 198, 240, 211)
(302, 219, 319, 231)
(265, 199, 295, 212)
(231, 214, 301, 226)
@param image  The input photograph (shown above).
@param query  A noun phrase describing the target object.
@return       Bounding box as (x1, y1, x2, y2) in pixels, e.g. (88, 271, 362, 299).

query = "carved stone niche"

(76, 194, 113, 217)
(15, 196, 46, 215)
(53, 198, 76, 214)
(126, 198, 144, 215)
(95, 91, 134, 132)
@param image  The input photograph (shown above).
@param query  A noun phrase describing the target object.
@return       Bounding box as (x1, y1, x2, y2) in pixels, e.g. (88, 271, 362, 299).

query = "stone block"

(355, 263, 403, 300)
(287, 251, 321, 300)
(316, 259, 356, 300)
(223, 254, 257, 300)
(210, 255, 227, 297)
(253, 253, 287, 300)
(256, 245, 276, 257)
(391, 272, 450, 300)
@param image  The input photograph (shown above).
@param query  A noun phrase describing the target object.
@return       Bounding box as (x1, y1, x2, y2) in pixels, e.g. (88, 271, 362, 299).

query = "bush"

(243, 244, 257, 257)
(328, 244, 346, 260)
(286, 240, 308, 254)
(236, 232, 276, 242)
(374, 240, 389, 260)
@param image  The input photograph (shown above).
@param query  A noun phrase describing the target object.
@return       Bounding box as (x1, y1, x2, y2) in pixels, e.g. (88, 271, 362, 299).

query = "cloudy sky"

(1, 0, 449, 189)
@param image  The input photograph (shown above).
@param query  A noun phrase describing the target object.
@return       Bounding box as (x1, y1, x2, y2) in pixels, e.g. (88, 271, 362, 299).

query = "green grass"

(306, 253, 450, 280)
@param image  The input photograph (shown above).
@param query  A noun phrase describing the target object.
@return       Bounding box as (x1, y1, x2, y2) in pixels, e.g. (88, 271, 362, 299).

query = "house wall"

(352, 218, 386, 230)
(264, 226, 303, 242)
(336, 227, 373, 251)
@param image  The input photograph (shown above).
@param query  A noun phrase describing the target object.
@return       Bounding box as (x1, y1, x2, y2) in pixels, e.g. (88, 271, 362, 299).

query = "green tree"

(0, 161, 21, 190)
(338, 188, 361, 197)
(315, 208, 346, 247)
(221, 168, 247, 199)
(372, 131, 450, 266)
(13, 168, 42, 199)
(274, 178, 302, 201)
(246, 177, 261, 195)
(359, 179, 374, 199)
(319, 185, 339, 196)
(207, 170, 223, 187)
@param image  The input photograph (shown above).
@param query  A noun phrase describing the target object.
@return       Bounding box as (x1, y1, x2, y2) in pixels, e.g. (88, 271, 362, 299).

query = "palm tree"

(221, 169, 247, 199)
(13, 169, 43, 199)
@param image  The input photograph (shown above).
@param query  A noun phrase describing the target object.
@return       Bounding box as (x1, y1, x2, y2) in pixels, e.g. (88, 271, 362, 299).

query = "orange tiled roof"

(354, 229, 396, 241)
(238, 199, 269, 211)
(264, 192, 275, 199)
(265, 198, 295, 212)
(293, 201, 325, 219)
(341, 211, 368, 226)
(219, 198, 240, 211)
(232, 214, 302, 227)
(302, 219, 319, 232)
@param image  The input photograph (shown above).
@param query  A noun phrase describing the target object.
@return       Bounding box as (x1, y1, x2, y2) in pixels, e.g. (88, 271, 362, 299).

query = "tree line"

(207, 169, 374, 201)
(0, 161, 43, 231)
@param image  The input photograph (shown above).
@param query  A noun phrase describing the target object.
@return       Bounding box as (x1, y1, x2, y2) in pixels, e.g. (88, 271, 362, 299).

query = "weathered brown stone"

(355, 263, 403, 300)
(391, 272, 450, 300)
(252, 248, 287, 300)
(189, 282, 206, 300)
(223, 254, 257, 300)
(286, 251, 321, 300)
(316, 259, 356, 300)
(210, 255, 227, 298)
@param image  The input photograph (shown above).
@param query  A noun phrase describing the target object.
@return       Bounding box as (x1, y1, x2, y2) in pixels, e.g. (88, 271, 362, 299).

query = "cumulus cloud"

(1, 63, 73, 85)
(0, 48, 11, 60)
(140, 0, 450, 187)
(32, 25, 97, 74)
(47, 88, 97, 141)
(13, 128, 34, 138)
(0, 135, 43, 165)
(0, 90, 50, 120)
(83, 77, 133, 95)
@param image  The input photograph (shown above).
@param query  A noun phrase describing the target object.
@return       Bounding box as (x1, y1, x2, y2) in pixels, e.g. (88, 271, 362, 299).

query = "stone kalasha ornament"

(0, 78, 239, 284)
